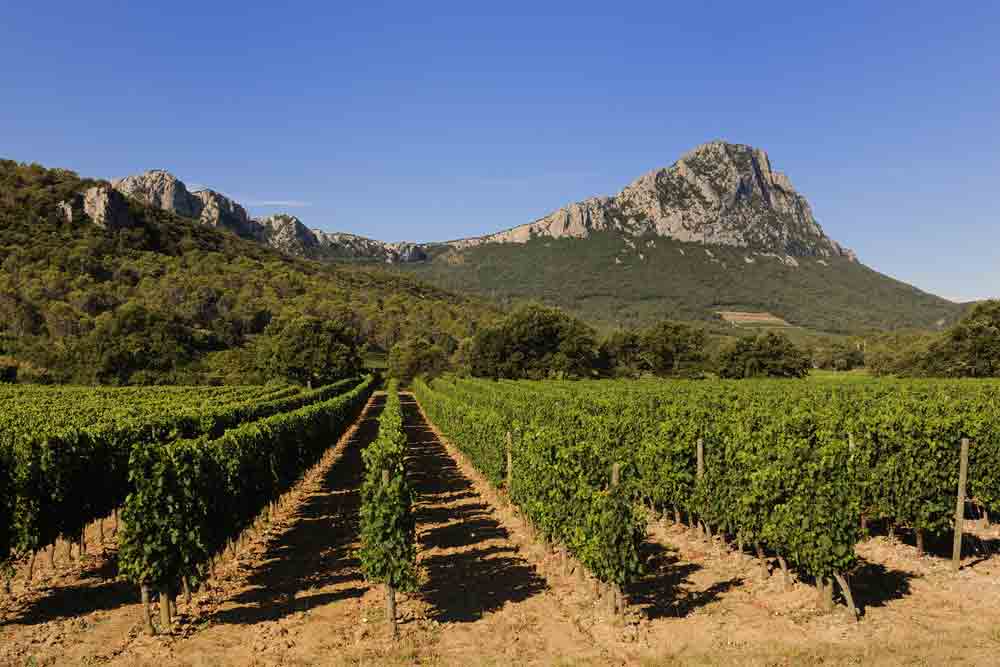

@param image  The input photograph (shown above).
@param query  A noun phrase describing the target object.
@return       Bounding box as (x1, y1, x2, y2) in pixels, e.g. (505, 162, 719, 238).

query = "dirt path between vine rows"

(0, 392, 386, 666)
(0, 391, 616, 666)
(6, 391, 1000, 666)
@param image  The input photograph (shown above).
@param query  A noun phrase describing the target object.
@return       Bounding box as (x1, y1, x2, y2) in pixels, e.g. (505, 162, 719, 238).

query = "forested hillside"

(399, 233, 961, 334)
(0, 161, 497, 384)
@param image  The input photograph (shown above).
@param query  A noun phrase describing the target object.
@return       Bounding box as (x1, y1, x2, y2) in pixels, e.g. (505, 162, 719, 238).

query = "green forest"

(0, 161, 498, 385)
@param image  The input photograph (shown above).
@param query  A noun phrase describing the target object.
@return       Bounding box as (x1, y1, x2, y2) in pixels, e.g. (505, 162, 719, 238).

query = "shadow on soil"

(864, 513, 1000, 563)
(628, 541, 743, 620)
(207, 396, 384, 626)
(846, 559, 915, 615)
(402, 393, 547, 623)
(0, 574, 136, 627)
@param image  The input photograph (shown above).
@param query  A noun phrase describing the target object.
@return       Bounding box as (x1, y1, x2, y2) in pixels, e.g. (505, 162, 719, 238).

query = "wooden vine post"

(609, 463, 625, 617)
(383, 468, 399, 640)
(696, 438, 704, 478)
(696, 438, 705, 537)
(952, 438, 970, 571)
(505, 431, 513, 493)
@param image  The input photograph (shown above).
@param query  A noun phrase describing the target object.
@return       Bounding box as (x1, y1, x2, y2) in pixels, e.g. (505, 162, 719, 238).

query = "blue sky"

(2, 1, 997, 301)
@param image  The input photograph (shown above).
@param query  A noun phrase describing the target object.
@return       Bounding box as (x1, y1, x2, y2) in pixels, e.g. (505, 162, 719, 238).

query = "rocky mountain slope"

(444, 141, 856, 261)
(107, 141, 853, 265)
(91, 141, 961, 333)
(110, 170, 425, 263)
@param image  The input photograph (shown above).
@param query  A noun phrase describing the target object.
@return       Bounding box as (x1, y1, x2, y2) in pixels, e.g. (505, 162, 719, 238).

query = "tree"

(388, 337, 448, 383)
(921, 300, 1000, 377)
(864, 331, 935, 376)
(717, 332, 810, 379)
(812, 340, 865, 371)
(0, 359, 16, 383)
(467, 304, 598, 379)
(598, 329, 643, 377)
(639, 321, 707, 376)
(77, 303, 197, 385)
(258, 314, 361, 387)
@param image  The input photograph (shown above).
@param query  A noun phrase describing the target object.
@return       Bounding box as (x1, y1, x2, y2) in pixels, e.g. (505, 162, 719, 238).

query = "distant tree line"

(389, 303, 813, 382)
(864, 300, 1000, 377)
(391, 299, 1000, 382)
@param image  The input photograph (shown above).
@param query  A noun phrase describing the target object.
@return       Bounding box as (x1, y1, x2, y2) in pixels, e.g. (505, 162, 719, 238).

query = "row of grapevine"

(0, 384, 298, 435)
(412, 378, 645, 590)
(523, 378, 1000, 545)
(441, 377, 1000, 588)
(0, 377, 359, 573)
(359, 381, 418, 638)
(119, 375, 375, 630)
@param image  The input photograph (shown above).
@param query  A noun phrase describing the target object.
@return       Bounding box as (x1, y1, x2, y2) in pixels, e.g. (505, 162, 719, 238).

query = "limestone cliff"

(447, 141, 855, 260)
(112, 170, 256, 237)
(106, 141, 854, 264)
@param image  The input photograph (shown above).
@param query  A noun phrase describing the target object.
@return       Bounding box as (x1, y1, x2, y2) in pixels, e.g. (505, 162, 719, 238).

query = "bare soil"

(3, 392, 1000, 666)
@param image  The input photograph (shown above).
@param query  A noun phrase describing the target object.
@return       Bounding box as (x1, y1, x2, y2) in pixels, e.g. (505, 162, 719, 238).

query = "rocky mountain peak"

(448, 141, 856, 261)
(102, 142, 853, 266)
(257, 214, 320, 254)
(113, 169, 200, 218)
(112, 169, 256, 238)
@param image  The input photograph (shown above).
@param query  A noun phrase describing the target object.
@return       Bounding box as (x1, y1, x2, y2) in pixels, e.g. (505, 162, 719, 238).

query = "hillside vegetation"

(398, 233, 961, 334)
(0, 160, 497, 384)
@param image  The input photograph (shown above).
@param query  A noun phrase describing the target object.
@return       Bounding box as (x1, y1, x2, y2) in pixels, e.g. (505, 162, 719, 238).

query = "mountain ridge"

(105, 140, 856, 263)
(59, 140, 963, 333)
(439, 141, 857, 262)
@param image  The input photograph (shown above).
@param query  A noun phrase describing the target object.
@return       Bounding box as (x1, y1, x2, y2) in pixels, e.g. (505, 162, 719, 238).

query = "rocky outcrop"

(449, 141, 856, 260)
(112, 170, 256, 239)
(57, 200, 75, 224)
(257, 214, 320, 255)
(388, 242, 427, 263)
(113, 170, 201, 218)
(110, 170, 428, 263)
(107, 141, 853, 265)
(81, 185, 134, 230)
(312, 231, 428, 263)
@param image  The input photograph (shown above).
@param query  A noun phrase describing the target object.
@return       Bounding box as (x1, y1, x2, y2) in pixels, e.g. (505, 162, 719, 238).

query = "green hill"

(0, 160, 497, 383)
(396, 232, 960, 334)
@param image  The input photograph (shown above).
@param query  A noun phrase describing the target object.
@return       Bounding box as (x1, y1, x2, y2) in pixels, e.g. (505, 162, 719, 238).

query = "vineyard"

(2, 376, 1000, 665)
(0, 377, 374, 605)
(414, 376, 1000, 609)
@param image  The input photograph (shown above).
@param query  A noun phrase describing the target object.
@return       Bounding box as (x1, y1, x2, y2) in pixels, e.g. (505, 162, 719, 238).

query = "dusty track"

(4, 391, 1000, 665)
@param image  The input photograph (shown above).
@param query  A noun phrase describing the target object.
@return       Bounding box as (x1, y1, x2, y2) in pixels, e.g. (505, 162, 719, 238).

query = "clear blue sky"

(2, 1, 997, 301)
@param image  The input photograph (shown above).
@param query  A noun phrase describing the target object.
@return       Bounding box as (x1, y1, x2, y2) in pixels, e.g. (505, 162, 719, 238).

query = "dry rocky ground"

(3, 393, 1000, 666)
